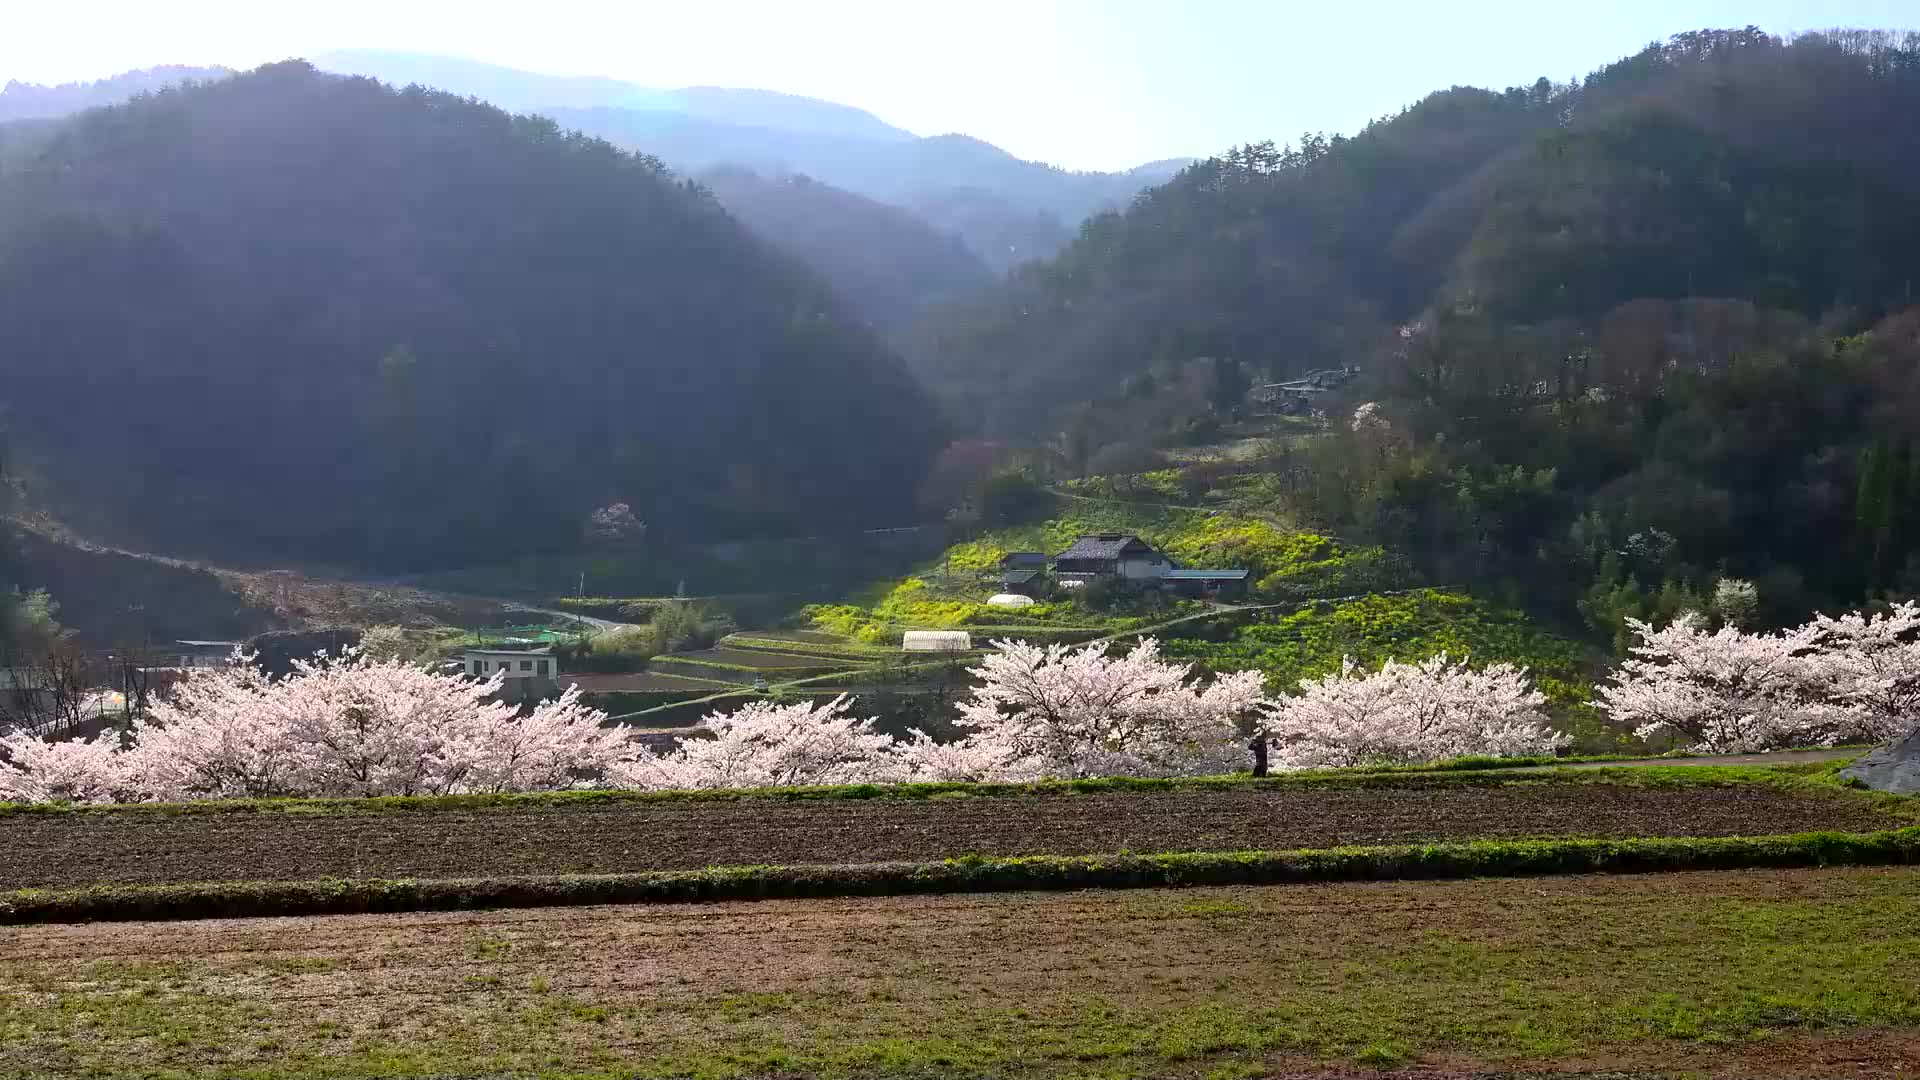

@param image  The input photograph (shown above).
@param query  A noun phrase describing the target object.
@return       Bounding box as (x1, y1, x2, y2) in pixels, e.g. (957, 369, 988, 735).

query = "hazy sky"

(5, 0, 1913, 171)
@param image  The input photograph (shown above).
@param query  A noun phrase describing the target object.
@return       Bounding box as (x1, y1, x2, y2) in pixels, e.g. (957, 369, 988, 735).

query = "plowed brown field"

(0, 779, 1902, 890)
(4, 868, 1918, 1078)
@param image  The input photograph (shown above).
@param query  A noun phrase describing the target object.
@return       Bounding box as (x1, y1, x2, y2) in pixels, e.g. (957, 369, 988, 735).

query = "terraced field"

(1, 770, 1907, 892)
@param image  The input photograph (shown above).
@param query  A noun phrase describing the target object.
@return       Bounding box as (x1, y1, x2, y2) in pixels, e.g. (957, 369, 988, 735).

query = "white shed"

(986, 593, 1036, 608)
(901, 630, 972, 653)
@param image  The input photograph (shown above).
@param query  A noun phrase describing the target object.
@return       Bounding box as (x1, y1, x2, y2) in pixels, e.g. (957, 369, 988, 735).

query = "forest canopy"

(909, 28, 1920, 437)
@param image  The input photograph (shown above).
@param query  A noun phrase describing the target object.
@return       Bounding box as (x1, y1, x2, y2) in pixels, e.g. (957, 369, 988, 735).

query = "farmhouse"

(1049, 534, 1248, 599)
(462, 647, 559, 702)
(1052, 534, 1173, 583)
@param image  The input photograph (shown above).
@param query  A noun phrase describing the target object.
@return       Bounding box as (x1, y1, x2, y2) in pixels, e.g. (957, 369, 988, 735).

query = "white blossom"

(1593, 611, 1901, 753)
(610, 696, 905, 790)
(1351, 401, 1389, 434)
(1265, 653, 1564, 769)
(0, 650, 625, 802)
(946, 638, 1269, 779)
(1801, 601, 1920, 742)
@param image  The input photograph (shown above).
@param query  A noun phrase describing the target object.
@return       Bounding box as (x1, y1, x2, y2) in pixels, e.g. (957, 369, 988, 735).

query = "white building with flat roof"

(462, 647, 560, 703)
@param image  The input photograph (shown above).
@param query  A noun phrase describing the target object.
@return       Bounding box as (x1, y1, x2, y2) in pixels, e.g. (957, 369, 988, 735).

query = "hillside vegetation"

(0, 62, 943, 569)
(1162, 589, 1595, 706)
(913, 29, 1920, 435)
(909, 29, 1920, 649)
(698, 167, 993, 346)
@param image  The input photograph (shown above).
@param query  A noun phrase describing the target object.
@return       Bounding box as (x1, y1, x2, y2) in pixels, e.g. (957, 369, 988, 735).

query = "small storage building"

(1162, 568, 1251, 600)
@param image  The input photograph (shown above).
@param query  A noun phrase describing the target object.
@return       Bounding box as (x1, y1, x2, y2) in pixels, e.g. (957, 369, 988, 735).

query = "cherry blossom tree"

(584, 502, 647, 547)
(1800, 601, 1920, 743)
(1265, 653, 1564, 769)
(0, 650, 626, 803)
(0, 732, 128, 802)
(611, 696, 904, 790)
(946, 638, 1269, 779)
(1595, 614, 1838, 752)
(890, 729, 1020, 782)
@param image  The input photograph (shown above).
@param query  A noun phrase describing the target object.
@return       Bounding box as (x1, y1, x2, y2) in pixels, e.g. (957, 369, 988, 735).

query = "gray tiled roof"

(1054, 534, 1146, 561)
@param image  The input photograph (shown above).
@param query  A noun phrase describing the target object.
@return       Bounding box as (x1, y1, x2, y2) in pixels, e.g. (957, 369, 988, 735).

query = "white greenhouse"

(901, 630, 972, 653)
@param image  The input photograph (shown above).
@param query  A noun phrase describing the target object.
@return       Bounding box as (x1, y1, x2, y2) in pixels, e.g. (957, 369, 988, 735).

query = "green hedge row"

(6, 828, 1917, 925)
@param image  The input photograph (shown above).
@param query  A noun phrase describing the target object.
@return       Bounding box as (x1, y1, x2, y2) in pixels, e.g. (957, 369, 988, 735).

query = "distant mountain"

(3, 55, 1183, 272)
(0, 62, 945, 568)
(0, 65, 230, 122)
(311, 49, 914, 142)
(699, 167, 993, 346)
(310, 51, 1177, 270)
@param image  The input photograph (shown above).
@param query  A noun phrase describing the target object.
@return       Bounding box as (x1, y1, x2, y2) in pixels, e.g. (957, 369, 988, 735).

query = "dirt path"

(1, 781, 1902, 891)
(5, 867, 1918, 1079)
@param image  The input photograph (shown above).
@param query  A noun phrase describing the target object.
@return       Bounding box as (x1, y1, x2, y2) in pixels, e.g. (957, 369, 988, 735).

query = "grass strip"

(0, 756, 1879, 819)
(5, 827, 1917, 926)
(650, 656, 854, 674)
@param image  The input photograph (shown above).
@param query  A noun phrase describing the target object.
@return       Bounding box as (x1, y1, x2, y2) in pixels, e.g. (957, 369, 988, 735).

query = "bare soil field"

(0, 780, 1903, 891)
(4, 867, 1917, 1079)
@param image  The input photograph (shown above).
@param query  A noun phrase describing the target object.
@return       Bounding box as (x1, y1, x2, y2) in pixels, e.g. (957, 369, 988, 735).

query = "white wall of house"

(464, 652, 554, 680)
(1118, 554, 1171, 580)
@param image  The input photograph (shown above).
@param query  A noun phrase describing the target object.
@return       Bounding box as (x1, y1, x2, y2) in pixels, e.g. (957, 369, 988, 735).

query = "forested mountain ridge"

(0, 65, 230, 121)
(0, 61, 945, 569)
(928, 28, 1920, 643)
(913, 28, 1920, 436)
(697, 167, 993, 346)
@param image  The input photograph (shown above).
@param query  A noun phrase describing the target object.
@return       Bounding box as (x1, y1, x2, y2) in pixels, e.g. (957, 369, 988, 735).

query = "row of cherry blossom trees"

(1597, 602, 1920, 752)
(607, 639, 1562, 789)
(0, 637, 1561, 802)
(0, 653, 626, 803)
(5, 600, 1917, 802)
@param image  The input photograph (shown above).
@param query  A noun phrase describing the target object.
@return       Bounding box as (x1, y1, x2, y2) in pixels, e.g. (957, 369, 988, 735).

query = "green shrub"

(558, 625, 663, 673)
(653, 600, 732, 651)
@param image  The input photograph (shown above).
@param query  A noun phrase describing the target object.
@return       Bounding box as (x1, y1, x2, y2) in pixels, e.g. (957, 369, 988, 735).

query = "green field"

(5, 867, 1919, 1078)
